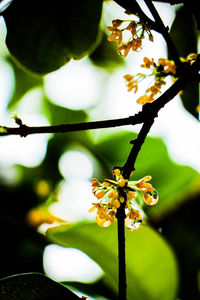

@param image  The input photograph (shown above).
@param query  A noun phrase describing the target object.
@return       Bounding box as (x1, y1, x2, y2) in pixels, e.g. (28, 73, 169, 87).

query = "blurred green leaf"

(169, 6, 199, 119)
(3, 0, 103, 75)
(89, 32, 125, 71)
(180, 80, 199, 120)
(64, 278, 118, 299)
(47, 222, 179, 300)
(44, 98, 87, 125)
(156, 195, 200, 299)
(7, 57, 43, 108)
(0, 272, 80, 299)
(170, 6, 197, 57)
(18, 99, 90, 185)
(92, 131, 200, 219)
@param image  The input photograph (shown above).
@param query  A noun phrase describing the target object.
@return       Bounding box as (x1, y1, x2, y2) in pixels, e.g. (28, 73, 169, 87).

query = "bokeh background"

(0, 0, 200, 299)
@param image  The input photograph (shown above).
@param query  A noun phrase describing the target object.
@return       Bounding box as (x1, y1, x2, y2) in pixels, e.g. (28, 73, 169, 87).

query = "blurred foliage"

(6, 57, 43, 108)
(2, 0, 103, 75)
(47, 222, 179, 300)
(89, 31, 125, 71)
(169, 5, 199, 119)
(0, 0, 200, 299)
(0, 273, 80, 299)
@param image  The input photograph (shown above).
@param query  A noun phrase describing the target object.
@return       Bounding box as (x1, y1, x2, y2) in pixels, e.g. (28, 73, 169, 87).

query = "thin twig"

(113, 0, 159, 31)
(143, 0, 182, 68)
(0, 114, 143, 137)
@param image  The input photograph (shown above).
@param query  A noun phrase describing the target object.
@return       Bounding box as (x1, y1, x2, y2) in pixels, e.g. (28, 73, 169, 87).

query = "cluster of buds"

(124, 56, 177, 105)
(89, 168, 158, 231)
(107, 18, 153, 57)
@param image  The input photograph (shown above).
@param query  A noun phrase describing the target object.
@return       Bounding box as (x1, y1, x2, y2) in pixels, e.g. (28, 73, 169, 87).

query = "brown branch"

(0, 114, 144, 137)
(116, 198, 127, 300)
(1, 55, 199, 138)
(118, 54, 200, 299)
(122, 54, 200, 177)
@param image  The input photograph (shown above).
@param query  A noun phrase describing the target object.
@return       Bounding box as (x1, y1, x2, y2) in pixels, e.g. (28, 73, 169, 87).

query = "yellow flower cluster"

(107, 18, 153, 57)
(124, 56, 177, 105)
(89, 168, 158, 231)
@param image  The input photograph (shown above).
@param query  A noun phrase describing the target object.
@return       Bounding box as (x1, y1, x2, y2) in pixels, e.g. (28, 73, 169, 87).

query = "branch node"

(142, 103, 158, 119)
(19, 124, 28, 138)
(130, 139, 136, 145)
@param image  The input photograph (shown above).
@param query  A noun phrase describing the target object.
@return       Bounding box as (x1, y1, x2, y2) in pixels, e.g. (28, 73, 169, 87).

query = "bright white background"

(0, 1, 199, 298)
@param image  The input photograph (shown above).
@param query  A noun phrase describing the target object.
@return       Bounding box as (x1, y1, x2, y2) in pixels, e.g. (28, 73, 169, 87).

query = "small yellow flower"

(113, 199, 121, 209)
(125, 209, 142, 231)
(90, 172, 158, 231)
(137, 94, 154, 105)
(124, 74, 138, 93)
(141, 57, 154, 69)
(136, 176, 153, 190)
(95, 189, 105, 199)
(91, 178, 100, 187)
(89, 203, 104, 214)
(112, 168, 121, 176)
(127, 209, 142, 221)
(118, 179, 128, 187)
(126, 21, 137, 36)
(112, 19, 123, 27)
(158, 58, 176, 75)
(127, 191, 136, 200)
(124, 74, 134, 81)
(108, 189, 118, 199)
(131, 37, 142, 51)
(107, 26, 123, 44)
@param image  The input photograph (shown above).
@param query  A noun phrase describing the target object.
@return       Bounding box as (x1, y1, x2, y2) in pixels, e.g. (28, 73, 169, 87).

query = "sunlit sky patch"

(49, 179, 96, 222)
(43, 245, 103, 283)
(59, 149, 93, 180)
(0, 87, 50, 167)
(44, 58, 105, 110)
(0, 58, 14, 112)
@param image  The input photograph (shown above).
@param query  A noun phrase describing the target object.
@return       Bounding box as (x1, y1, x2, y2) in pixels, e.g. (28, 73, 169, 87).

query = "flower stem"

(116, 201, 127, 300)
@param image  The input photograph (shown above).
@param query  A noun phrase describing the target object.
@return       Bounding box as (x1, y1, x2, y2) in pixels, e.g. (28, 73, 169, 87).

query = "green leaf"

(92, 131, 200, 219)
(7, 57, 43, 108)
(44, 98, 88, 125)
(170, 6, 197, 57)
(3, 0, 103, 75)
(47, 222, 179, 300)
(180, 80, 199, 120)
(0, 272, 80, 299)
(169, 6, 199, 119)
(89, 32, 125, 71)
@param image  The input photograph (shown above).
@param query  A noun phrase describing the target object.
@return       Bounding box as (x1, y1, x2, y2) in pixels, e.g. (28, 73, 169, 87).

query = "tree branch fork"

(1, 55, 199, 138)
